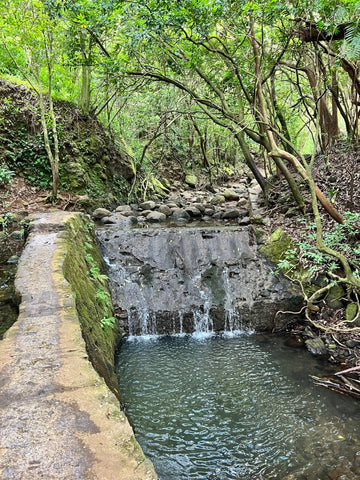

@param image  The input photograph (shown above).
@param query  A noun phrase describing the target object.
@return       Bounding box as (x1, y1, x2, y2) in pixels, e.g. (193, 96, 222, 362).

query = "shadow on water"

(116, 333, 360, 480)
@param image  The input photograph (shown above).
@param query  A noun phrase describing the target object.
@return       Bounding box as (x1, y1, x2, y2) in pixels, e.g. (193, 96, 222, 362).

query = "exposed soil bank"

(0, 212, 156, 480)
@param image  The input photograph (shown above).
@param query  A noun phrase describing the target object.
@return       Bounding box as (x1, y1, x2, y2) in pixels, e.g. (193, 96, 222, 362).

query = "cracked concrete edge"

(53, 213, 158, 480)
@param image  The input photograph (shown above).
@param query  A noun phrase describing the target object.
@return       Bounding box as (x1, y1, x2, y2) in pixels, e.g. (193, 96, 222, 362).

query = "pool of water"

(116, 333, 360, 480)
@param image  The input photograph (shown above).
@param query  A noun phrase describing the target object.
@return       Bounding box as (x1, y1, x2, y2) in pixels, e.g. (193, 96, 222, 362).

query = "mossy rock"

(325, 284, 345, 309)
(260, 228, 293, 264)
(211, 195, 226, 205)
(260, 227, 312, 290)
(346, 303, 358, 322)
(185, 174, 198, 188)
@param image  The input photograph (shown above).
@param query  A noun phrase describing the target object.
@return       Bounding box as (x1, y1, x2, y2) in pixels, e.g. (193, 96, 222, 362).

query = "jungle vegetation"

(0, 0, 360, 326)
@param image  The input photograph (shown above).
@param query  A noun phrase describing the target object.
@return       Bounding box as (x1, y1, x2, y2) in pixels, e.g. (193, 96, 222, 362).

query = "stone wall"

(0, 212, 157, 479)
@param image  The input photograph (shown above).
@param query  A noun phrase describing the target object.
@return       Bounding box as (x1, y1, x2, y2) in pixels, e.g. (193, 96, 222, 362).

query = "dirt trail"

(0, 212, 157, 480)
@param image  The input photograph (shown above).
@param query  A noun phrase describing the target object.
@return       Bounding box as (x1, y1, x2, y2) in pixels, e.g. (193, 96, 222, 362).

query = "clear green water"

(116, 334, 360, 480)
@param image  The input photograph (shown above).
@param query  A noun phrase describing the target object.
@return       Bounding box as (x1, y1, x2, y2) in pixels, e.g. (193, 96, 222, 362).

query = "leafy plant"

(100, 316, 116, 334)
(0, 165, 14, 186)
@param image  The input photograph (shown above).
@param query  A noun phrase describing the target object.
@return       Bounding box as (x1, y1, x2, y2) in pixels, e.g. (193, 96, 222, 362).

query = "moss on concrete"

(62, 214, 121, 397)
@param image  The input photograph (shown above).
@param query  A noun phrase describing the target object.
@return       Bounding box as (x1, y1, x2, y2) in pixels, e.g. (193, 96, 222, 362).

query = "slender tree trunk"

(79, 32, 91, 116)
(190, 116, 211, 169)
(234, 131, 267, 192)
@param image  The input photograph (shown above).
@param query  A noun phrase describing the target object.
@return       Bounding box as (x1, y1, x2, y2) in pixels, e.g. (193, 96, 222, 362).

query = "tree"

(0, 0, 64, 200)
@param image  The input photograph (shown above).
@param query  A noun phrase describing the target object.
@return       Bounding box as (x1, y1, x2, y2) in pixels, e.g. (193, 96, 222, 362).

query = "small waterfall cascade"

(97, 226, 302, 336)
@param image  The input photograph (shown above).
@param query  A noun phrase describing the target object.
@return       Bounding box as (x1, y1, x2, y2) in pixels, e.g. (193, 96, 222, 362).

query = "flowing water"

(116, 333, 360, 480)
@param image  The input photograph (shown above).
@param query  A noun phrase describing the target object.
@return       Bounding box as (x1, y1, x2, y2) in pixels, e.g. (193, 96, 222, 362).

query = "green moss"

(185, 174, 198, 188)
(260, 228, 293, 264)
(325, 284, 345, 309)
(62, 214, 121, 397)
(346, 303, 358, 322)
(261, 227, 313, 292)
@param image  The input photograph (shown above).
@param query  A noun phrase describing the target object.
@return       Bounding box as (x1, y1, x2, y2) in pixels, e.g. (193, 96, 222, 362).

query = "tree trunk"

(249, 22, 343, 223)
(79, 32, 91, 116)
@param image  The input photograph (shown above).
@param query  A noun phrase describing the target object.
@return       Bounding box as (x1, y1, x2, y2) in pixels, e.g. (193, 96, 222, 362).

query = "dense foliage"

(0, 0, 360, 321)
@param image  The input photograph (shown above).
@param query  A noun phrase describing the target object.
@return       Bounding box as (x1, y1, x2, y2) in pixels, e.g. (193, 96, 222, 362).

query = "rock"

(96, 225, 303, 335)
(238, 216, 250, 226)
(141, 210, 152, 217)
(346, 339, 360, 348)
(99, 216, 115, 224)
(139, 200, 156, 210)
(305, 337, 327, 355)
(184, 174, 198, 188)
(221, 209, 240, 219)
(7, 255, 19, 264)
(211, 195, 226, 205)
(326, 285, 345, 309)
(237, 198, 248, 207)
(92, 208, 111, 219)
(353, 451, 360, 474)
(204, 208, 215, 216)
(121, 210, 137, 217)
(158, 205, 172, 216)
(250, 215, 266, 225)
(260, 227, 293, 264)
(185, 206, 202, 217)
(192, 203, 206, 213)
(9, 230, 24, 240)
(115, 205, 133, 214)
(166, 202, 179, 209)
(223, 189, 240, 201)
(346, 303, 358, 322)
(146, 211, 167, 223)
(171, 208, 191, 221)
(235, 185, 248, 196)
(101, 213, 136, 226)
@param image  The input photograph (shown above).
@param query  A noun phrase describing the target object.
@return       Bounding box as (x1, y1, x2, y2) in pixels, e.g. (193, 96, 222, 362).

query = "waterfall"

(97, 226, 302, 336)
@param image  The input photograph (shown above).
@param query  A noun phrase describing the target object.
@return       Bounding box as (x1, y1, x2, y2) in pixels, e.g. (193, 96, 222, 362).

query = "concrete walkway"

(0, 213, 157, 480)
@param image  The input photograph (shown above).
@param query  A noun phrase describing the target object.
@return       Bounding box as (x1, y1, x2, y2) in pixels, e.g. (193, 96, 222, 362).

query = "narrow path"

(0, 212, 157, 480)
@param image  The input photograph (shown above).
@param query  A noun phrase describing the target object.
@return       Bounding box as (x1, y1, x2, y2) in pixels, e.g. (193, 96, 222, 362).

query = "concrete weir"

(0, 212, 156, 480)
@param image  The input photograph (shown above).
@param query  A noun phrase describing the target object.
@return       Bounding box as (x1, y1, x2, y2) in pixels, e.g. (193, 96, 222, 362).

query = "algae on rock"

(62, 214, 120, 396)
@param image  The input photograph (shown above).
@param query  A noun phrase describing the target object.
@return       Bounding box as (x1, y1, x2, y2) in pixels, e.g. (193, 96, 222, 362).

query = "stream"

(116, 333, 360, 480)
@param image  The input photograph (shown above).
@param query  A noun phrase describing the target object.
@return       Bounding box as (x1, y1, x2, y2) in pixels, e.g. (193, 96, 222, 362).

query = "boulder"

(237, 198, 248, 208)
(158, 205, 172, 216)
(211, 195, 226, 205)
(192, 203, 206, 213)
(223, 189, 240, 201)
(346, 303, 358, 322)
(204, 208, 215, 216)
(92, 208, 111, 219)
(139, 201, 156, 210)
(185, 174, 198, 188)
(171, 208, 191, 221)
(305, 337, 327, 355)
(221, 209, 241, 219)
(141, 210, 152, 217)
(146, 211, 167, 223)
(185, 206, 202, 217)
(115, 205, 132, 214)
(326, 285, 345, 309)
